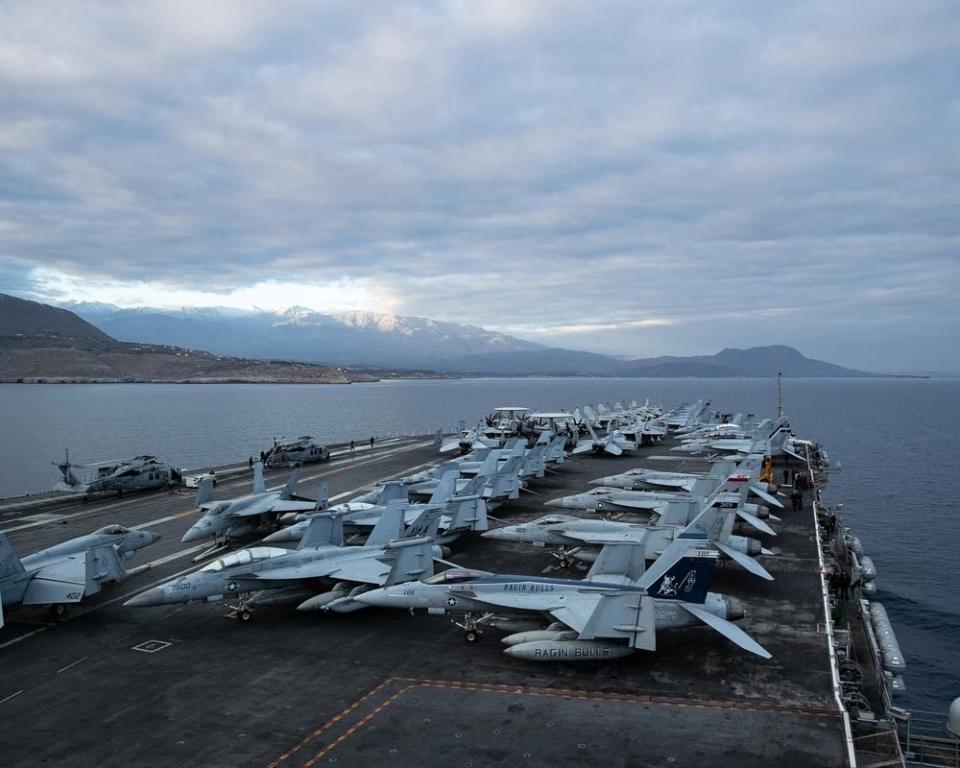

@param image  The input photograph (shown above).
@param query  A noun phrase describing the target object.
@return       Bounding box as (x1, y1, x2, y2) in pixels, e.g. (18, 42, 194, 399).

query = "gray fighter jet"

(266, 472, 487, 546)
(483, 481, 775, 580)
(0, 524, 161, 627)
(590, 460, 740, 491)
(356, 535, 771, 660)
(128, 504, 442, 620)
(181, 462, 320, 545)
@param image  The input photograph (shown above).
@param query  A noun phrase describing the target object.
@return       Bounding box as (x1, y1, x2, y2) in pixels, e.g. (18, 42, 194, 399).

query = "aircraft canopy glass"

(95, 525, 130, 535)
(424, 568, 490, 584)
(200, 546, 289, 572)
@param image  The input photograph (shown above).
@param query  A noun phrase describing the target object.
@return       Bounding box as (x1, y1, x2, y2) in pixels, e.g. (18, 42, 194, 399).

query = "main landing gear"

(452, 612, 496, 643)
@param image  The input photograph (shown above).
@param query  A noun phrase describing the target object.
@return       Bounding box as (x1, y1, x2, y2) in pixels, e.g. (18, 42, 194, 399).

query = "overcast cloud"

(1, 1, 958, 370)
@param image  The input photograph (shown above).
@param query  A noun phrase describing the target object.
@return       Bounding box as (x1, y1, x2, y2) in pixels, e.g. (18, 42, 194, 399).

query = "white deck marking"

(0, 628, 48, 650)
(56, 656, 88, 674)
(0, 689, 24, 704)
(126, 544, 208, 575)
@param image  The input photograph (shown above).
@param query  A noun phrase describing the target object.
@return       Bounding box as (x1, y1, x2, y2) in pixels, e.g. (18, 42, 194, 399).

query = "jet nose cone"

(588, 478, 607, 486)
(544, 498, 563, 508)
(144, 530, 162, 546)
(353, 588, 390, 608)
(181, 525, 205, 543)
(124, 586, 167, 608)
(262, 528, 291, 544)
(481, 528, 511, 541)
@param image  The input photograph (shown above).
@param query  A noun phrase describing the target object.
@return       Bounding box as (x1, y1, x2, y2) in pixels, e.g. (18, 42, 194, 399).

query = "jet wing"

(229, 499, 317, 517)
(268, 499, 322, 514)
(21, 555, 88, 605)
(549, 593, 603, 634)
(555, 528, 649, 546)
(644, 477, 697, 492)
(252, 556, 391, 586)
(602, 497, 669, 512)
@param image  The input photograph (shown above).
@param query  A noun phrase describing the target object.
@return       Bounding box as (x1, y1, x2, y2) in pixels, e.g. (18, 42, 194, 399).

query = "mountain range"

(61, 301, 880, 378)
(0, 295, 385, 383)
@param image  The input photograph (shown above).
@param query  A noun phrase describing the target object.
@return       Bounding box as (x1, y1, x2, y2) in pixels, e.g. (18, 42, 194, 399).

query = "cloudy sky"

(1, 1, 958, 371)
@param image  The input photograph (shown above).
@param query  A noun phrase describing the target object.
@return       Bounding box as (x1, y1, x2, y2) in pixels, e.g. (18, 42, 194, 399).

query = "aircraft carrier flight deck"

(0, 434, 847, 767)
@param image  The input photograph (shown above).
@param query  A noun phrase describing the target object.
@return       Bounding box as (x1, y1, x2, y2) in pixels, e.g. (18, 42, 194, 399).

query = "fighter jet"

(547, 457, 782, 519)
(181, 462, 320, 546)
(0, 524, 161, 627)
(572, 424, 638, 457)
(672, 419, 791, 457)
(54, 451, 181, 495)
(128, 504, 442, 621)
(265, 473, 487, 546)
(484, 481, 775, 580)
(356, 535, 771, 661)
(590, 460, 739, 491)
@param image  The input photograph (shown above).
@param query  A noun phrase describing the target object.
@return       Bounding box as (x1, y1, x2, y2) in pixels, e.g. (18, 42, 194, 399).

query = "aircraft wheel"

(49, 604, 67, 620)
(464, 629, 479, 643)
(559, 558, 571, 568)
(238, 609, 253, 623)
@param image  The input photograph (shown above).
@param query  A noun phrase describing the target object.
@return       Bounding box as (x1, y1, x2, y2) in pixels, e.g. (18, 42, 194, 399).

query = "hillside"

(0, 295, 391, 383)
(0, 294, 117, 346)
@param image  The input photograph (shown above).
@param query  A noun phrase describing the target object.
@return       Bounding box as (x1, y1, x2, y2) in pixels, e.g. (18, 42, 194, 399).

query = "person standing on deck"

(370, 436, 375, 448)
(791, 488, 803, 512)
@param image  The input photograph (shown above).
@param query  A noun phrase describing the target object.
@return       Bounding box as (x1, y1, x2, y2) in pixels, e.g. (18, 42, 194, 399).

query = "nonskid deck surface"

(0, 436, 844, 767)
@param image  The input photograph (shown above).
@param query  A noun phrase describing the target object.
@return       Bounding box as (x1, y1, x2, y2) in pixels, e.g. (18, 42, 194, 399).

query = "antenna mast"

(775, 371, 783, 419)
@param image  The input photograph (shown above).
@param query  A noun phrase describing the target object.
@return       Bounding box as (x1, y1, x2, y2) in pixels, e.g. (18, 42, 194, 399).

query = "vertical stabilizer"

(253, 462, 266, 495)
(0, 534, 24, 580)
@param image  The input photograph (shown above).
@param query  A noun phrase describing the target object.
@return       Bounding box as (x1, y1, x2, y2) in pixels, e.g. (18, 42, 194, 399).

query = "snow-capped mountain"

(66, 303, 545, 368)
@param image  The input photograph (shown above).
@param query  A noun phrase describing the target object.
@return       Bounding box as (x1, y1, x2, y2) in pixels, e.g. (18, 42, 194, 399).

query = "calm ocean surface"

(1, 378, 957, 712)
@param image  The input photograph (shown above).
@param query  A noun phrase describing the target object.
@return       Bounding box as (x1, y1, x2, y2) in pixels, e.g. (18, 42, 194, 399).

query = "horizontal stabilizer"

(749, 485, 784, 509)
(603, 442, 623, 456)
(680, 603, 772, 659)
(713, 541, 774, 581)
(736, 509, 776, 536)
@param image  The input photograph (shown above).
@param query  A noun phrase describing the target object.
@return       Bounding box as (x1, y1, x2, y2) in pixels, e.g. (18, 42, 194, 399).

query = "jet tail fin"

(446, 496, 488, 533)
(381, 538, 436, 585)
(298, 514, 344, 550)
(315, 481, 329, 510)
(195, 477, 215, 507)
(281, 469, 301, 500)
(428, 471, 458, 505)
(367, 500, 406, 546)
(637, 535, 716, 603)
(253, 462, 266, 495)
(376, 482, 408, 506)
(585, 542, 648, 584)
(404, 507, 443, 539)
(86, 545, 127, 594)
(0, 534, 24, 580)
